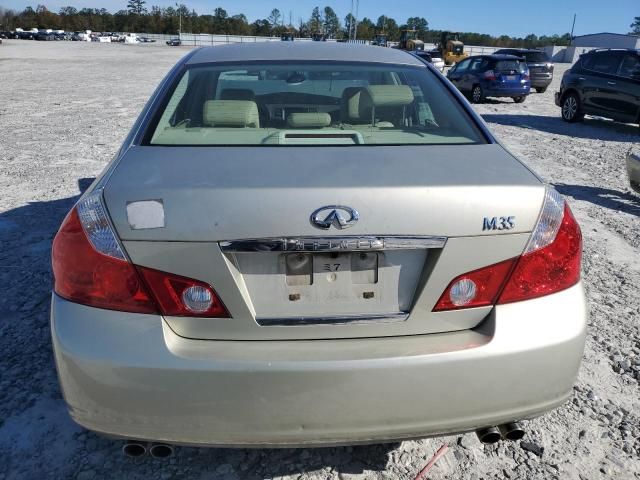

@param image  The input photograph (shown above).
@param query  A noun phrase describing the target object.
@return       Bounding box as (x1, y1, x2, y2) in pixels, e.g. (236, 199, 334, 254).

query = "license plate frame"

(231, 248, 430, 321)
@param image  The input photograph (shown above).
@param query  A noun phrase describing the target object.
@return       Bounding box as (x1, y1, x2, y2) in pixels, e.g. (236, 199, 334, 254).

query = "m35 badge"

(483, 216, 515, 231)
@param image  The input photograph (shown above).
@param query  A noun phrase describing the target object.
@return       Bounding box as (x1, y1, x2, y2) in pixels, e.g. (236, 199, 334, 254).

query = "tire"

(471, 85, 484, 104)
(535, 87, 547, 93)
(513, 96, 526, 103)
(561, 92, 584, 123)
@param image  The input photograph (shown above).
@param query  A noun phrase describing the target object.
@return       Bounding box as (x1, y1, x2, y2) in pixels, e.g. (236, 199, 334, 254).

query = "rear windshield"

(494, 60, 527, 73)
(524, 51, 549, 63)
(147, 62, 485, 146)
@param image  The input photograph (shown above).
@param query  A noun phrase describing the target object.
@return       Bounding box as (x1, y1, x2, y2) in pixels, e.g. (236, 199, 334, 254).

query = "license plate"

(285, 252, 379, 287)
(506, 75, 516, 81)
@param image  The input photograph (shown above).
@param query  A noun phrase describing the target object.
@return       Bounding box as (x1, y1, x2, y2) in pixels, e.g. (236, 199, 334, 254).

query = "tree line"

(0, 3, 578, 48)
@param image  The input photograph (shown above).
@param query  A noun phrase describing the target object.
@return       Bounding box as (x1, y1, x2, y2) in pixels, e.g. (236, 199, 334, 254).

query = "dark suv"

(555, 49, 640, 130)
(494, 49, 554, 93)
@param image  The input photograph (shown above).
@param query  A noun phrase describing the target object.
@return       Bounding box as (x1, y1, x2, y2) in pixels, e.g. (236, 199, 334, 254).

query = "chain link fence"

(133, 33, 500, 55)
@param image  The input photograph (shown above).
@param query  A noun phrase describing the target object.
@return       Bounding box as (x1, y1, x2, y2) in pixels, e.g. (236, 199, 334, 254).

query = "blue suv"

(447, 54, 531, 103)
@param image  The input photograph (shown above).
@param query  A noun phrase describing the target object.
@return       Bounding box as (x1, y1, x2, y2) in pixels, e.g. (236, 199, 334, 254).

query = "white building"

(545, 32, 640, 63)
(572, 32, 640, 50)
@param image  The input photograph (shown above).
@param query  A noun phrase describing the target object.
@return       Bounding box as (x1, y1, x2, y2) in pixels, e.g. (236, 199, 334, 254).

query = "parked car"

(555, 49, 640, 130)
(71, 32, 90, 41)
(34, 31, 55, 41)
(412, 50, 445, 71)
(494, 48, 554, 93)
(628, 151, 640, 193)
(51, 43, 585, 450)
(447, 54, 530, 103)
(15, 30, 36, 40)
(139, 36, 156, 43)
(166, 37, 181, 46)
(0, 31, 11, 39)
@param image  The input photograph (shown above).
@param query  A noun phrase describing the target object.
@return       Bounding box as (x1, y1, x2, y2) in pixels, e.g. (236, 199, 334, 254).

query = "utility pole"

(175, 2, 182, 38)
(353, 0, 359, 41)
(349, 0, 354, 40)
(569, 13, 576, 46)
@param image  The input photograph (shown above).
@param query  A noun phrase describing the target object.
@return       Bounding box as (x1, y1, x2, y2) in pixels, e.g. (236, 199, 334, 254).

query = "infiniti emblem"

(310, 205, 359, 230)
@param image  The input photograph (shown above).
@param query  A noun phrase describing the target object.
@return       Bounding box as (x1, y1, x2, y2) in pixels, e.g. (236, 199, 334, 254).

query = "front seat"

(341, 85, 414, 127)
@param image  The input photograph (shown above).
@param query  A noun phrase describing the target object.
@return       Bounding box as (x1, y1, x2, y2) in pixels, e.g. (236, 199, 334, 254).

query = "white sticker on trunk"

(126, 200, 165, 230)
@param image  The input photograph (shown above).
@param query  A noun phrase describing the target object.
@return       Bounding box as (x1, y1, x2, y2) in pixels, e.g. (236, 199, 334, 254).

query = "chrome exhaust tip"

(476, 426, 501, 444)
(499, 422, 525, 441)
(122, 441, 147, 458)
(149, 443, 174, 459)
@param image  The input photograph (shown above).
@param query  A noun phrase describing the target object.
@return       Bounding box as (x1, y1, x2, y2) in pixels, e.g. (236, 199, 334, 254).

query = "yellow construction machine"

(437, 31, 468, 65)
(398, 29, 424, 51)
(371, 33, 388, 47)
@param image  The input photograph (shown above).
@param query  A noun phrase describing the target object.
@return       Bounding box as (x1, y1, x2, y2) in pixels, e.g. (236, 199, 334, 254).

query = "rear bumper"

(555, 91, 562, 106)
(51, 284, 587, 447)
(484, 84, 530, 98)
(530, 74, 553, 88)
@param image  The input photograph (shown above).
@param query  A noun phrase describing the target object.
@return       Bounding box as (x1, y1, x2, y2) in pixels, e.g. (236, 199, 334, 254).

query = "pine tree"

(126, 0, 146, 15)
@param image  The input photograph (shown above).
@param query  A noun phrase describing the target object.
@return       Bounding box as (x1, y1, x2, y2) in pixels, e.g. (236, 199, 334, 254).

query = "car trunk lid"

(104, 144, 544, 340)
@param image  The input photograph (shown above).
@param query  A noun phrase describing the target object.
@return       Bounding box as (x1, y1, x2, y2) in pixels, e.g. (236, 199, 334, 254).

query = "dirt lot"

(0, 40, 639, 480)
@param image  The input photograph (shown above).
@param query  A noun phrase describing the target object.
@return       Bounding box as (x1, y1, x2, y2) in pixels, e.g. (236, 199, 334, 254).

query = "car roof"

(584, 48, 640, 55)
(467, 54, 523, 60)
(495, 48, 543, 53)
(186, 42, 424, 66)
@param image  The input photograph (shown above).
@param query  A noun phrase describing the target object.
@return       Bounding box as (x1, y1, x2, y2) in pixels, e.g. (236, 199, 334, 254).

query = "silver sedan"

(51, 42, 586, 450)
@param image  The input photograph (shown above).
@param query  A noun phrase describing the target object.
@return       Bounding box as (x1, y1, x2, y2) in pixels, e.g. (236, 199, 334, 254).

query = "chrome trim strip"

(220, 236, 446, 252)
(256, 313, 409, 327)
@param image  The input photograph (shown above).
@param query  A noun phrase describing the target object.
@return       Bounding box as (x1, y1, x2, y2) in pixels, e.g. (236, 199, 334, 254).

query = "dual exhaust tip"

(122, 441, 174, 459)
(122, 423, 523, 456)
(476, 422, 525, 444)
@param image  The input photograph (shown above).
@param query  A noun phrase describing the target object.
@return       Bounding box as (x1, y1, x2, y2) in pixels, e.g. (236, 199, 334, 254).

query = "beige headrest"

(286, 112, 331, 128)
(344, 85, 415, 123)
(203, 100, 259, 128)
(367, 85, 414, 107)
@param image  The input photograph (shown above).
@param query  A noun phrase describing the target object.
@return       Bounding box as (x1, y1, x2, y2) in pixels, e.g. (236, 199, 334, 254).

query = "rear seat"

(219, 89, 270, 126)
(286, 112, 332, 128)
(203, 100, 260, 128)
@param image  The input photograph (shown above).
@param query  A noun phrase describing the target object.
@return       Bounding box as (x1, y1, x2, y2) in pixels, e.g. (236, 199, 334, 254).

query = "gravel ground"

(0, 40, 639, 480)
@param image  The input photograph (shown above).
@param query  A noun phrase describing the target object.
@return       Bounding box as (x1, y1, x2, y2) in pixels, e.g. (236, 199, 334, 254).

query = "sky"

(1, 0, 638, 37)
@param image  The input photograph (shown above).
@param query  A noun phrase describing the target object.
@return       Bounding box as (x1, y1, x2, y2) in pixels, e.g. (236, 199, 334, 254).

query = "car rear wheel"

(513, 96, 526, 103)
(471, 85, 484, 104)
(561, 93, 584, 123)
(535, 87, 547, 93)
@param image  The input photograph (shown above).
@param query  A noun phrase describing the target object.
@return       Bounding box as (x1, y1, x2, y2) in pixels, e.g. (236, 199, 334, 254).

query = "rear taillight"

(433, 258, 516, 311)
(433, 188, 582, 312)
(52, 191, 229, 317)
(137, 267, 228, 317)
(498, 190, 581, 304)
(484, 70, 496, 81)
